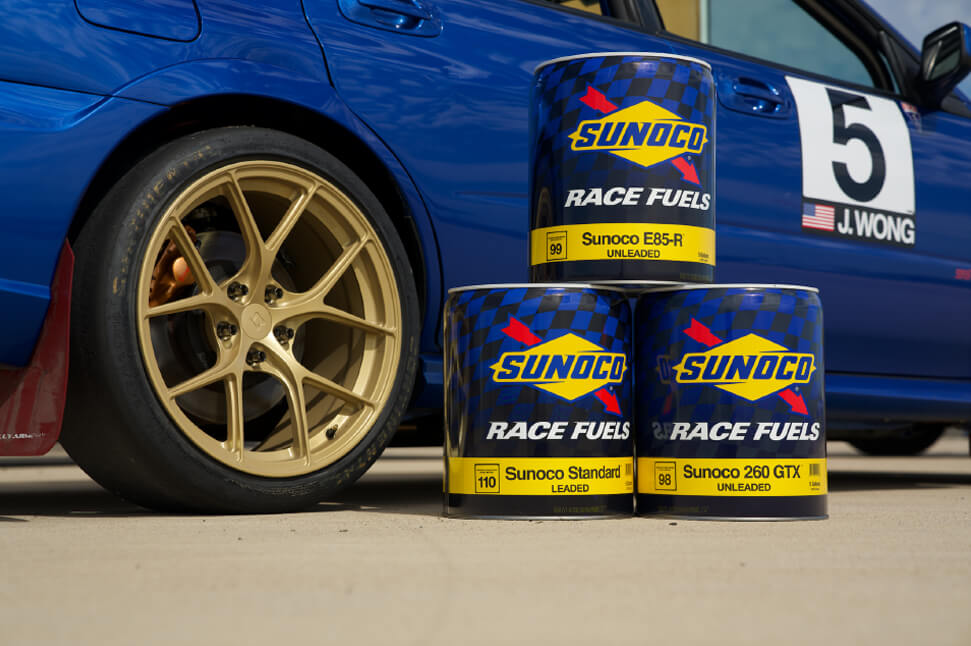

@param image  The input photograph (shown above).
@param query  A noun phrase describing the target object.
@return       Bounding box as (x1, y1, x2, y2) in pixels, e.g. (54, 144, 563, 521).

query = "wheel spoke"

(168, 361, 233, 399)
(317, 305, 396, 336)
(303, 371, 374, 410)
(316, 235, 369, 298)
(165, 217, 218, 294)
(281, 374, 312, 464)
(286, 305, 396, 339)
(224, 173, 266, 275)
(224, 372, 245, 460)
(145, 293, 216, 319)
(265, 184, 318, 255)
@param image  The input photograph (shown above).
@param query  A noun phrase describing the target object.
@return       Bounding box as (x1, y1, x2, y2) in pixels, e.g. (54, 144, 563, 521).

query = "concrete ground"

(0, 434, 968, 646)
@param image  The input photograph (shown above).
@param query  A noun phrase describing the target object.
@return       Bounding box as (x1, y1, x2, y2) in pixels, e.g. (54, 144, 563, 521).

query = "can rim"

(447, 282, 630, 294)
(534, 51, 712, 74)
(585, 280, 685, 286)
(637, 283, 820, 294)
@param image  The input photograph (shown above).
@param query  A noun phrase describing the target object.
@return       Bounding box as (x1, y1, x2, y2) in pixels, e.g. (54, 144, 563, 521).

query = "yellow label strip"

(531, 222, 715, 266)
(448, 457, 634, 496)
(637, 457, 827, 497)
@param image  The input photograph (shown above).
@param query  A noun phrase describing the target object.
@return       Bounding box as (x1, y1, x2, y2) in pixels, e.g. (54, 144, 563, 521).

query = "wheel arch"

(69, 92, 436, 318)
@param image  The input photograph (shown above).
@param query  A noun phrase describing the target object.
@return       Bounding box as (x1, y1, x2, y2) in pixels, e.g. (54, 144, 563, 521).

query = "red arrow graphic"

(670, 156, 701, 186)
(500, 316, 621, 415)
(594, 388, 621, 415)
(501, 316, 541, 346)
(580, 85, 618, 114)
(683, 318, 723, 348)
(778, 388, 809, 415)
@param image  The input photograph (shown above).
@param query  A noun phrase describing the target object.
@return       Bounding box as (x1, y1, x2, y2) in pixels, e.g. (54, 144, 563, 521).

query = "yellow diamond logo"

(673, 333, 815, 401)
(491, 332, 626, 401)
(568, 98, 708, 170)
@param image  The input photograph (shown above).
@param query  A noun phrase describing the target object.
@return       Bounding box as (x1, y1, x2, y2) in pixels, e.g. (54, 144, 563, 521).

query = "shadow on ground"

(0, 481, 148, 518)
(325, 473, 443, 517)
(828, 470, 971, 492)
(2, 463, 969, 519)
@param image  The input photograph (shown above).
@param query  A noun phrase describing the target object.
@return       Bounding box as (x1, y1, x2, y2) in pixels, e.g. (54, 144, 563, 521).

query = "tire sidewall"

(76, 127, 419, 511)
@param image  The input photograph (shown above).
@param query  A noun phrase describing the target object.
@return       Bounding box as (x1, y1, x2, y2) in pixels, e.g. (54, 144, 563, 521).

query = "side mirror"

(918, 22, 971, 108)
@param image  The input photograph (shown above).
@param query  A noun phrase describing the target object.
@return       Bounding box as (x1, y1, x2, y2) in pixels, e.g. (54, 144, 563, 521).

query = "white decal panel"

(787, 76, 916, 247)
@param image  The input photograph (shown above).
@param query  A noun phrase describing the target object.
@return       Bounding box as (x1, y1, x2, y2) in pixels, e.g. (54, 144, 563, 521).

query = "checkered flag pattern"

(634, 287, 825, 460)
(531, 54, 714, 229)
(444, 286, 632, 459)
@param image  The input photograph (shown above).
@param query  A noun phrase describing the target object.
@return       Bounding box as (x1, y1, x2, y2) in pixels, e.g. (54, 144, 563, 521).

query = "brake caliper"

(149, 225, 197, 307)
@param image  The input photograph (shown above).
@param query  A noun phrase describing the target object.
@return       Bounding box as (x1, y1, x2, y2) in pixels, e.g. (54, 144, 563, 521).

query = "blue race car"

(0, 0, 967, 511)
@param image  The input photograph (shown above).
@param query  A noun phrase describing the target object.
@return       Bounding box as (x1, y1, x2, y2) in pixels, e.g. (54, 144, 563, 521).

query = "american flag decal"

(802, 202, 835, 231)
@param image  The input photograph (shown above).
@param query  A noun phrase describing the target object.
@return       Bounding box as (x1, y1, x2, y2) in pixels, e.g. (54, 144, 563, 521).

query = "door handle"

(338, 0, 442, 37)
(358, 0, 432, 20)
(718, 75, 791, 118)
(734, 78, 782, 105)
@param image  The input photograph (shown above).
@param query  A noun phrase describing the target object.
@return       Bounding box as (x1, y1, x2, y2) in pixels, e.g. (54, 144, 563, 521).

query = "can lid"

(585, 280, 684, 286)
(447, 282, 631, 295)
(534, 52, 712, 74)
(636, 283, 820, 294)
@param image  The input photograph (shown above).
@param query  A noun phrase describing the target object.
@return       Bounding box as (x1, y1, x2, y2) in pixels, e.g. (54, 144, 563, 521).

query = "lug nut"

(216, 321, 238, 340)
(273, 325, 295, 344)
(246, 349, 266, 367)
(264, 285, 284, 303)
(227, 282, 249, 300)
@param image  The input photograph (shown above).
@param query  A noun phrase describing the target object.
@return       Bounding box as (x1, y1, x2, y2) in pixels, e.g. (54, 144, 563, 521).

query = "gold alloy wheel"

(136, 161, 401, 478)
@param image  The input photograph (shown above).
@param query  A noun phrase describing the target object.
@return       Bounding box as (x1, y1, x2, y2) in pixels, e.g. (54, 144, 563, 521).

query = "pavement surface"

(0, 435, 968, 646)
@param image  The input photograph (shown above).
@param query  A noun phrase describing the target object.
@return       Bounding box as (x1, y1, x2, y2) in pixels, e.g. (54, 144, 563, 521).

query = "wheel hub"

(149, 229, 299, 426)
(240, 304, 272, 339)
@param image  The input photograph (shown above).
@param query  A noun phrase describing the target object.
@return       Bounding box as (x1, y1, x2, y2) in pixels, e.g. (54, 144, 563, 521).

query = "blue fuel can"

(444, 284, 634, 518)
(635, 284, 827, 520)
(530, 52, 715, 284)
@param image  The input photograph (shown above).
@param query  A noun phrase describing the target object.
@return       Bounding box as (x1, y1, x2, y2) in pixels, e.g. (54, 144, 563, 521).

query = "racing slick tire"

(60, 127, 420, 513)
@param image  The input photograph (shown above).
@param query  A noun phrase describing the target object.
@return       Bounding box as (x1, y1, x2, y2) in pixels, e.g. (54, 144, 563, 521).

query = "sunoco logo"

(568, 86, 707, 183)
(673, 319, 815, 415)
(491, 316, 624, 415)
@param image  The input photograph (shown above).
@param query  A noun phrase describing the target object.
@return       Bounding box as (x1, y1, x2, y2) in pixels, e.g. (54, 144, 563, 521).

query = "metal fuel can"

(635, 284, 827, 520)
(530, 52, 715, 285)
(444, 284, 634, 519)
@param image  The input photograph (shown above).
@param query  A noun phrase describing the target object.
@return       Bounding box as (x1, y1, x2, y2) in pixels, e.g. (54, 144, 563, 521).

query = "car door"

(649, 0, 971, 380)
(302, 0, 674, 334)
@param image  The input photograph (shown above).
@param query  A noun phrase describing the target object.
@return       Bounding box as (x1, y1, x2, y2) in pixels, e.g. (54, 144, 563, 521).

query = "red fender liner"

(0, 241, 73, 456)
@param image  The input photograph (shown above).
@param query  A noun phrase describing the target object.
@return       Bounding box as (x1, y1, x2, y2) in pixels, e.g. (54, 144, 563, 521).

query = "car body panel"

(75, 0, 202, 42)
(0, 0, 326, 97)
(0, 0, 192, 95)
(0, 83, 164, 365)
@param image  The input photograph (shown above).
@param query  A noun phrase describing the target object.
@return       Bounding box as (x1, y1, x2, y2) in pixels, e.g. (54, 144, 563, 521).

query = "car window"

(656, 0, 875, 88)
(541, 0, 605, 17)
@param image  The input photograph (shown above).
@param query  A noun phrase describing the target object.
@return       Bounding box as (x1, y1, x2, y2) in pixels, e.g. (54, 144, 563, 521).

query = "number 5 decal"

(787, 76, 914, 215)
